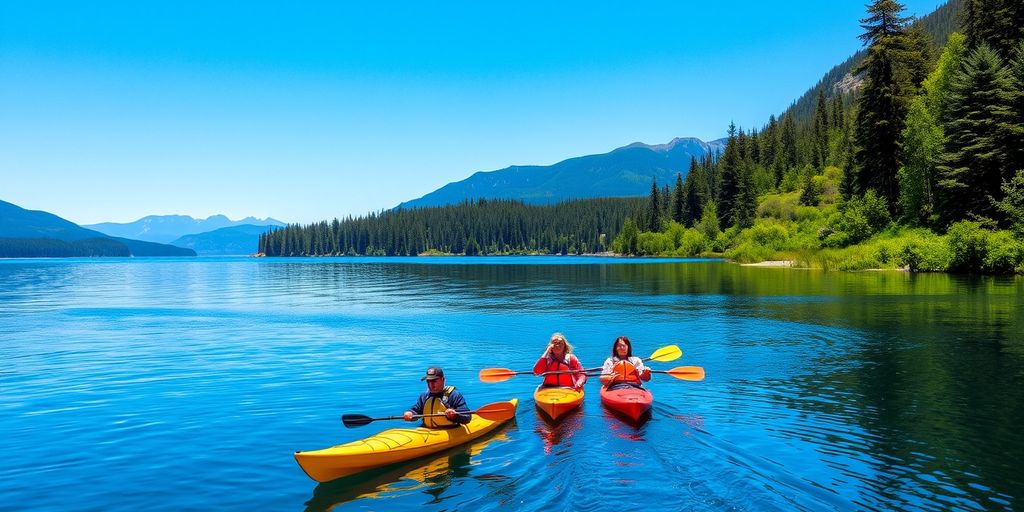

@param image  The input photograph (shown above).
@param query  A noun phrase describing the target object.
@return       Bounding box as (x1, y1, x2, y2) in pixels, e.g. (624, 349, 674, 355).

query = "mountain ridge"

(0, 199, 195, 257)
(397, 137, 725, 210)
(84, 214, 285, 244)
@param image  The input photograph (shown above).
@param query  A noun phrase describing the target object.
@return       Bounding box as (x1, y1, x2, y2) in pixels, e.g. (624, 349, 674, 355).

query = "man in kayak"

(533, 332, 587, 390)
(600, 336, 652, 390)
(403, 366, 472, 428)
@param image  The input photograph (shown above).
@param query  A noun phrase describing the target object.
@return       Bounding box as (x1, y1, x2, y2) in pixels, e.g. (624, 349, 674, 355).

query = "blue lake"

(2, 256, 1022, 511)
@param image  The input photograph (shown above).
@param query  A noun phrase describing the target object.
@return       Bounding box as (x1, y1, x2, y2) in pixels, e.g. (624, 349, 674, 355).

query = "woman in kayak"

(600, 336, 652, 390)
(532, 332, 587, 390)
(403, 366, 472, 428)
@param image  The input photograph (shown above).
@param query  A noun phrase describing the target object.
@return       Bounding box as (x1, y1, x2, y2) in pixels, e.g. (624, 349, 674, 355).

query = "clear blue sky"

(1, 1, 946, 225)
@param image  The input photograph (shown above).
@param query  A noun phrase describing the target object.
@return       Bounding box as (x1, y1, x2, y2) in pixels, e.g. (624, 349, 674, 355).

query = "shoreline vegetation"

(259, 1, 1024, 276)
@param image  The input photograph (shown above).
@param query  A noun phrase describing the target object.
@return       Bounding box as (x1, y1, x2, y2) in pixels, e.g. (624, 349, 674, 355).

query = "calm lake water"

(2, 256, 1022, 511)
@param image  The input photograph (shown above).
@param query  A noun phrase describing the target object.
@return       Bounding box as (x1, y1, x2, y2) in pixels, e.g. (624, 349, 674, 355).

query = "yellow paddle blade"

(648, 345, 682, 362)
(473, 401, 517, 421)
(664, 366, 705, 381)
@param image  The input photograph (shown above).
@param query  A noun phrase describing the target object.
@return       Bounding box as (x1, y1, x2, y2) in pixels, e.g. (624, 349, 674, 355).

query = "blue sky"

(1, 1, 946, 225)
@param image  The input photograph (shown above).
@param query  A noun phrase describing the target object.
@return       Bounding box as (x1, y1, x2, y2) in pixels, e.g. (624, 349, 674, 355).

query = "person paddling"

(533, 332, 586, 390)
(600, 336, 652, 390)
(403, 366, 471, 428)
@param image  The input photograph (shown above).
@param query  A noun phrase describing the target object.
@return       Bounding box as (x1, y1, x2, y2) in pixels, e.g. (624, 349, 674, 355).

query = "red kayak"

(600, 385, 653, 423)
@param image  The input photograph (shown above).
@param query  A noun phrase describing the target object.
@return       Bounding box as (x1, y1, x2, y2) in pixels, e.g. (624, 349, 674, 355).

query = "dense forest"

(0, 237, 131, 258)
(617, 0, 1024, 274)
(259, 197, 645, 256)
(260, 0, 1023, 274)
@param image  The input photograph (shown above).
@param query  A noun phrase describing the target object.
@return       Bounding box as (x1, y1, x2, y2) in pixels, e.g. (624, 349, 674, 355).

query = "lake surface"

(2, 256, 1022, 511)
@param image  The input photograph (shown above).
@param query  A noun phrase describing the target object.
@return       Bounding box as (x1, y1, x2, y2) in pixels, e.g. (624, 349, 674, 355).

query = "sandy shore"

(739, 260, 795, 267)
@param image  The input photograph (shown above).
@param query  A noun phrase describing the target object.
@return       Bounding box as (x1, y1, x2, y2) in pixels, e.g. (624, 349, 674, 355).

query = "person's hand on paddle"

(403, 410, 414, 422)
(641, 367, 652, 381)
(444, 408, 458, 420)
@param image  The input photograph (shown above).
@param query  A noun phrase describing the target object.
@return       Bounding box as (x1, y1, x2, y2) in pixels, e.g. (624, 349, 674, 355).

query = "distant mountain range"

(0, 199, 195, 257)
(397, 137, 725, 210)
(84, 214, 284, 244)
(170, 224, 277, 256)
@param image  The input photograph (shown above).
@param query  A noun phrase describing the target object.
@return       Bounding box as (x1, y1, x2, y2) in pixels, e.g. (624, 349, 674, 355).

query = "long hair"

(550, 332, 574, 354)
(611, 335, 632, 358)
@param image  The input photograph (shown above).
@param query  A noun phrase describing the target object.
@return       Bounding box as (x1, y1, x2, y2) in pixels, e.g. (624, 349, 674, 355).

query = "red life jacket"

(540, 354, 579, 387)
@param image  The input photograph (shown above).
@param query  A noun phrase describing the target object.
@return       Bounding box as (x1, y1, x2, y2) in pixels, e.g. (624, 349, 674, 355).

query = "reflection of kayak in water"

(533, 386, 583, 421)
(303, 429, 514, 511)
(600, 385, 652, 424)
(295, 399, 518, 483)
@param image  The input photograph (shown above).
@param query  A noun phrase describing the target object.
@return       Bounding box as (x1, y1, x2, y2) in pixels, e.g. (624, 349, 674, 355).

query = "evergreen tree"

(853, 0, 928, 213)
(672, 172, 685, 223)
(830, 94, 845, 130)
(778, 113, 798, 180)
(813, 88, 831, 170)
(762, 115, 780, 184)
(1007, 41, 1024, 175)
(683, 158, 709, 227)
(660, 183, 671, 222)
(962, 0, 1024, 59)
(937, 44, 1016, 224)
(717, 123, 741, 226)
(647, 178, 662, 232)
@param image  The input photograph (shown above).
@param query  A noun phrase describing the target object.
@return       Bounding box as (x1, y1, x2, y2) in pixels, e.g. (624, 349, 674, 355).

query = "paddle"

(341, 400, 516, 428)
(579, 344, 683, 372)
(650, 366, 705, 381)
(478, 368, 535, 383)
(478, 344, 683, 383)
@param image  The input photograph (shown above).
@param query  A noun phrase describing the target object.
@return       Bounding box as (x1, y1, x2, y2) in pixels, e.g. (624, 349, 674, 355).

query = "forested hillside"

(618, 0, 1024, 274)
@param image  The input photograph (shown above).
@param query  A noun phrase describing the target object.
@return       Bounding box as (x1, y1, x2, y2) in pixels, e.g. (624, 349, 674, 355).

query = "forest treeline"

(259, 0, 1024, 274)
(259, 197, 645, 256)
(0, 238, 131, 258)
(617, 0, 1024, 274)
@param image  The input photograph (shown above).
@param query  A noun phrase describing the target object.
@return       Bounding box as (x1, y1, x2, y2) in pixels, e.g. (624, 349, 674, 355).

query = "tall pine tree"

(853, 0, 927, 212)
(717, 123, 741, 226)
(647, 178, 662, 232)
(812, 88, 831, 170)
(937, 44, 1016, 224)
(672, 172, 685, 223)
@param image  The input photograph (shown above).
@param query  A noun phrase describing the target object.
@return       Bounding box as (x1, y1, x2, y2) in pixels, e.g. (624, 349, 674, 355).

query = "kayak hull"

(534, 386, 584, 421)
(294, 398, 517, 483)
(600, 386, 653, 423)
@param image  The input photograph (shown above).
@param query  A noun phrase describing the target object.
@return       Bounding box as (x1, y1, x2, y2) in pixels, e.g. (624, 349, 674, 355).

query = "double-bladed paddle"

(478, 344, 682, 383)
(341, 400, 516, 428)
(650, 366, 705, 381)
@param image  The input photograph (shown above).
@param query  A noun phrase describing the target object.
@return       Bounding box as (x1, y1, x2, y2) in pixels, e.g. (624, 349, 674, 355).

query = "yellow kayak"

(294, 399, 517, 483)
(534, 386, 584, 421)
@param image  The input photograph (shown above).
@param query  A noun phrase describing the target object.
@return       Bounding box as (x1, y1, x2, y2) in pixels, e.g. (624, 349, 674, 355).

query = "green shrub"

(675, 229, 709, 256)
(635, 231, 674, 255)
(696, 201, 721, 240)
(747, 219, 791, 251)
(757, 191, 801, 221)
(820, 191, 892, 248)
(726, 241, 777, 263)
(898, 233, 951, 271)
(984, 230, 1024, 274)
(946, 221, 989, 272)
(664, 221, 687, 249)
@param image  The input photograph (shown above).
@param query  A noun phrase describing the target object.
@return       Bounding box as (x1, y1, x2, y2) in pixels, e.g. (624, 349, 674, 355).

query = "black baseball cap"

(421, 366, 444, 381)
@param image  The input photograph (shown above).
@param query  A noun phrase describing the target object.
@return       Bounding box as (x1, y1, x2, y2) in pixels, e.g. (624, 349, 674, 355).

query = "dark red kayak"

(600, 385, 653, 423)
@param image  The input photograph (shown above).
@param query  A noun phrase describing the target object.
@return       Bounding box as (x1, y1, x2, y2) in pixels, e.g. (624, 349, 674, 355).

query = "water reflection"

(533, 407, 584, 455)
